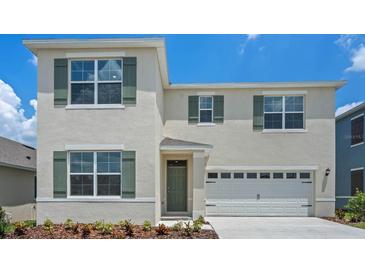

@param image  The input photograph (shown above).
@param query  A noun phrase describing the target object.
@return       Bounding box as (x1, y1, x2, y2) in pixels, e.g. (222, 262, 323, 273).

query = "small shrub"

(344, 191, 365, 222)
(101, 223, 114, 235)
(0, 207, 9, 238)
(335, 209, 346, 220)
(183, 221, 193, 237)
(192, 219, 203, 232)
(14, 221, 27, 236)
(143, 220, 152, 232)
(172, 221, 183, 231)
(155, 224, 169, 236)
(23, 220, 36, 228)
(119, 219, 135, 237)
(94, 220, 104, 231)
(72, 223, 80, 234)
(43, 218, 54, 232)
(64, 219, 74, 230)
(195, 215, 206, 225)
(81, 224, 93, 238)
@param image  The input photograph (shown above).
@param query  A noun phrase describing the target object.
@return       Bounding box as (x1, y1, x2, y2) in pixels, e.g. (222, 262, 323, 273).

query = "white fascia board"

(261, 90, 307, 95)
(66, 51, 125, 58)
(206, 165, 319, 171)
(65, 144, 125, 151)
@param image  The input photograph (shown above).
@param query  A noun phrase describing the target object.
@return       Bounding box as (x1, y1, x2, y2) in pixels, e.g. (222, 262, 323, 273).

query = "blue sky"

(1, 34, 365, 146)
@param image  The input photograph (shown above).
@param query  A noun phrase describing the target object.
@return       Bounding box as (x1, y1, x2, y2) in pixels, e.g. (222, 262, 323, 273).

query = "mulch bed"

(321, 217, 351, 225)
(4, 224, 218, 239)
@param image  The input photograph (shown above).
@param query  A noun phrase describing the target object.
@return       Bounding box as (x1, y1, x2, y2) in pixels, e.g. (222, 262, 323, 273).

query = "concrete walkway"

(206, 217, 365, 239)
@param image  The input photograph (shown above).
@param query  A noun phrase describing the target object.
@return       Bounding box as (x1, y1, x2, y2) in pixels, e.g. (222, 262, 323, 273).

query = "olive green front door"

(167, 160, 187, 212)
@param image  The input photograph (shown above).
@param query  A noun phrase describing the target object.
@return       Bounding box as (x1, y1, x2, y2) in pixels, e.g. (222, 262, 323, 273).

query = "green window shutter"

(253, 95, 264, 131)
(123, 57, 137, 105)
(122, 151, 136, 198)
(188, 96, 199, 123)
(53, 151, 67, 198)
(213, 95, 224, 123)
(54, 59, 68, 106)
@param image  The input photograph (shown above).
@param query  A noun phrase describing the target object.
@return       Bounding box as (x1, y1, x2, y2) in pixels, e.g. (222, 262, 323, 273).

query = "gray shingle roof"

(0, 136, 36, 171)
(160, 137, 212, 148)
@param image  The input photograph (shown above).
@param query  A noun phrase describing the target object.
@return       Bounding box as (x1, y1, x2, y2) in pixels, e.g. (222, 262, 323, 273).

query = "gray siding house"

(0, 136, 36, 221)
(24, 38, 345, 224)
(336, 103, 365, 208)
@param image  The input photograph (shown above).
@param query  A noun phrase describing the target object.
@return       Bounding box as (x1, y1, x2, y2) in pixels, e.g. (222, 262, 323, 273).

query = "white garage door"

(206, 171, 314, 217)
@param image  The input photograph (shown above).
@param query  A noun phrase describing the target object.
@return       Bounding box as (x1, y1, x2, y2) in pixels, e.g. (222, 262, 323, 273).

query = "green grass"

(351, 222, 365, 229)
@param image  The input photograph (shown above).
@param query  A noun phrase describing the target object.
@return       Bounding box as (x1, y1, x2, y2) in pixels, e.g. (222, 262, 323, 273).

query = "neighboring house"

(0, 136, 36, 221)
(336, 103, 365, 208)
(24, 38, 345, 224)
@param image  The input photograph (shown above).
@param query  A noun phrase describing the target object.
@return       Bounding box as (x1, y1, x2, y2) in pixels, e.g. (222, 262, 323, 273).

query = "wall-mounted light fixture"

(325, 168, 331, 176)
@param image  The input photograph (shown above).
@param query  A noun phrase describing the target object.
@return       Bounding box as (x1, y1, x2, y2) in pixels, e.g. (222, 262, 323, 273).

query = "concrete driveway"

(206, 217, 365, 239)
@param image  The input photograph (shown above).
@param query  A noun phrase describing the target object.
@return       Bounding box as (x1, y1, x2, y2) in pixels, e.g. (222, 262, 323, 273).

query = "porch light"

(325, 168, 331, 176)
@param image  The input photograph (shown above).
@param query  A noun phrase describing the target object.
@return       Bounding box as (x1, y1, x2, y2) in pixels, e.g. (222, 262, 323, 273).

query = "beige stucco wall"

(36, 48, 164, 224)
(0, 165, 36, 221)
(163, 87, 336, 216)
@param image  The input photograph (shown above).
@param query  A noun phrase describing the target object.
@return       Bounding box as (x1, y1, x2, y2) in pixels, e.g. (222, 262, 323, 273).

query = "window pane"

(351, 170, 364, 195)
(200, 97, 212, 109)
(97, 175, 121, 196)
(300, 172, 310, 179)
(208, 173, 218, 179)
(221, 172, 231, 179)
(71, 83, 94, 104)
(351, 116, 364, 145)
(260, 172, 270, 179)
(286, 173, 297, 179)
(98, 60, 122, 81)
(285, 113, 303, 129)
(264, 97, 282, 112)
(285, 96, 303, 112)
(264, 113, 283, 129)
(71, 61, 94, 81)
(70, 175, 94, 196)
(273, 172, 284, 179)
(247, 173, 257, 179)
(200, 110, 212, 123)
(234, 172, 244, 179)
(97, 152, 121, 173)
(98, 83, 122, 104)
(70, 152, 93, 173)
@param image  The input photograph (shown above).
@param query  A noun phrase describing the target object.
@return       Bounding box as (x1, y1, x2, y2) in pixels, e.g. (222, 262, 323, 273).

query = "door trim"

(165, 159, 189, 215)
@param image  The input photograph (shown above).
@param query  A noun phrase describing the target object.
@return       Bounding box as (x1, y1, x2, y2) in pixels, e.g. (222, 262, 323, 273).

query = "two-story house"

(336, 103, 365, 208)
(24, 38, 345, 224)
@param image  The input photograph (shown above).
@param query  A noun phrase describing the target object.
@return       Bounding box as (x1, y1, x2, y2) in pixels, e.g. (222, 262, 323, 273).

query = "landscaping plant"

(192, 219, 203, 232)
(344, 190, 365, 222)
(155, 223, 169, 235)
(14, 221, 27, 236)
(183, 221, 193, 237)
(172, 221, 183, 231)
(0, 207, 9, 238)
(142, 220, 152, 232)
(43, 219, 54, 233)
(195, 215, 206, 225)
(120, 219, 135, 237)
(64, 219, 74, 230)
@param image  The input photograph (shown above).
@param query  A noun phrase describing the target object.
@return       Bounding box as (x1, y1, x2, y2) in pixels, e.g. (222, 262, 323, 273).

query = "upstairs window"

(351, 115, 364, 146)
(264, 96, 304, 129)
(70, 59, 123, 105)
(199, 96, 213, 123)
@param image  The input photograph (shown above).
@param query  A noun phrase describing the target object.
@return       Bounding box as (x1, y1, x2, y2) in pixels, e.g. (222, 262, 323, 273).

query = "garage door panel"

(206, 171, 313, 217)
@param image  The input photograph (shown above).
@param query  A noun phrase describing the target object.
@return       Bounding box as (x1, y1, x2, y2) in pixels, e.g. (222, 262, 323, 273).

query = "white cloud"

(335, 35, 357, 50)
(238, 34, 261, 55)
(335, 101, 364, 117)
(28, 55, 38, 66)
(0, 79, 37, 147)
(345, 45, 365, 72)
(247, 34, 259, 40)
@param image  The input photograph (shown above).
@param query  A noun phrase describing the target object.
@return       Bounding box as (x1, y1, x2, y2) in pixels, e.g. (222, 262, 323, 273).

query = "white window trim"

(68, 58, 124, 106)
(351, 141, 364, 148)
(263, 95, 305, 130)
(67, 151, 123, 198)
(350, 113, 364, 121)
(199, 96, 214, 124)
(350, 167, 364, 171)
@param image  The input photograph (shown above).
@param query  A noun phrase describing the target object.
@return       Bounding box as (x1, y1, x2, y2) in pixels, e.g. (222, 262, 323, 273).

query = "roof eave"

(336, 102, 365, 121)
